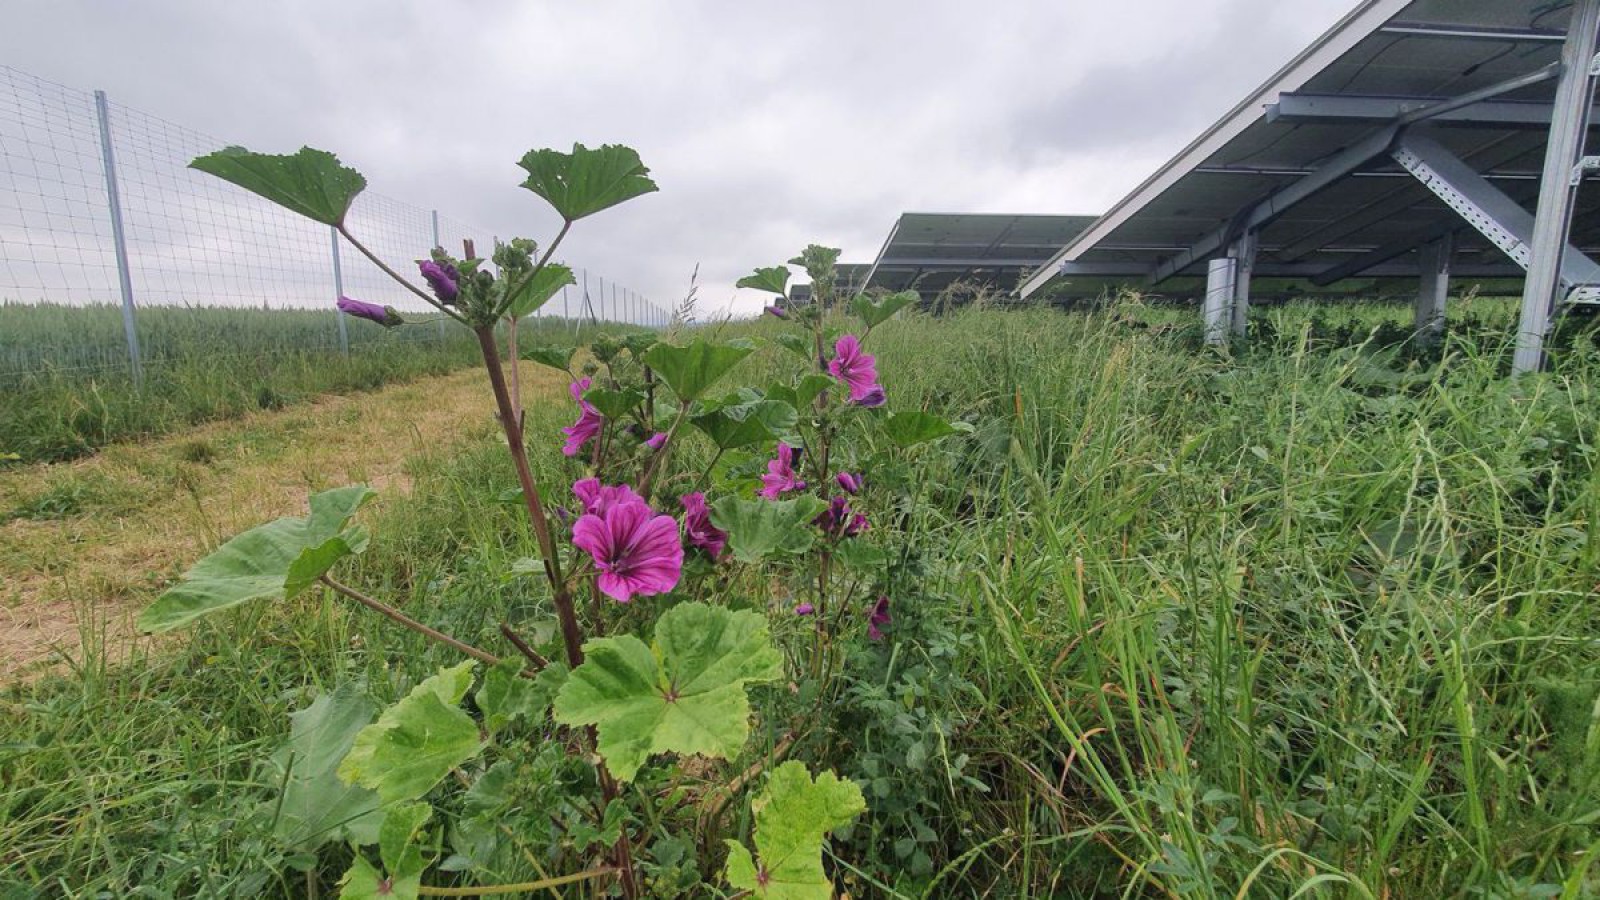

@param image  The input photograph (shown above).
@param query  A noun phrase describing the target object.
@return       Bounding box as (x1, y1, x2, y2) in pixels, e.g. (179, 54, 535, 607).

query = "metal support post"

(94, 90, 143, 388)
(1515, 0, 1600, 373)
(331, 227, 350, 356)
(1415, 233, 1453, 345)
(1229, 231, 1258, 338)
(1203, 257, 1236, 346)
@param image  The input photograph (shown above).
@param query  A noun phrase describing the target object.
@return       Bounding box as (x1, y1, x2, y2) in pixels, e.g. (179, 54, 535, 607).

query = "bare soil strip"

(0, 364, 562, 680)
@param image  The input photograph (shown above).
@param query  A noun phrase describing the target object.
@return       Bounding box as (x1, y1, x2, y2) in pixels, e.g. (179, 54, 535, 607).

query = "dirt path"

(0, 363, 563, 680)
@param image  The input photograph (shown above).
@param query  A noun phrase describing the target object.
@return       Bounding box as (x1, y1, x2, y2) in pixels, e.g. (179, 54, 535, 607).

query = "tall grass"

(2, 303, 1598, 896)
(0, 303, 594, 463)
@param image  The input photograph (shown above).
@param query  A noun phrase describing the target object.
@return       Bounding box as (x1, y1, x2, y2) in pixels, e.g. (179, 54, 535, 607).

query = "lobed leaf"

(644, 340, 754, 404)
(190, 146, 366, 226)
(338, 662, 483, 805)
(737, 266, 791, 296)
(583, 386, 646, 421)
(850, 290, 919, 329)
(267, 681, 383, 850)
(691, 397, 799, 451)
(476, 658, 549, 734)
(552, 602, 783, 782)
(522, 345, 576, 372)
(517, 143, 658, 222)
(137, 486, 375, 633)
(710, 496, 829, 564)
(505, 263, 576, 319)
(882, 411, 972, 448)
(724, 762, 866, 899)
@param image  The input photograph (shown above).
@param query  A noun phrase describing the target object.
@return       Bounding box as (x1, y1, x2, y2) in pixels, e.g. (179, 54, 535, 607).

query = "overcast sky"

(3, 0, 1358, 317)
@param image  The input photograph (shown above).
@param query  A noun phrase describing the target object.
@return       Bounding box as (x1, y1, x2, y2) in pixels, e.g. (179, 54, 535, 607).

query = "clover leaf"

(552, 602, 783, 782)
(724, 762, 866, 899)
(137, 486, 375, 633)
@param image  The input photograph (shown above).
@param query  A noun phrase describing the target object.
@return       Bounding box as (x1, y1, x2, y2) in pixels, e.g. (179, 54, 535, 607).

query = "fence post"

(431, 210, 446, 345)
(331, 227, 349, 356)
(93, 90, 142, 388)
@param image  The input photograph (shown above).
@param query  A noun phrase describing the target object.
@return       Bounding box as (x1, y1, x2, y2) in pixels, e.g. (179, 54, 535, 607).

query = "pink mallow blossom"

(795, 602, 815, 616)
(868, 595, 891, 641)
(572, 497, 683, 603)
(680, 492, 727, 559)
(417, 260, 459, 304)
(573, 478, 644, 516)
(828, 335, 884, 406)
(814, 495, 868, 539)
(836, 471, 863, 494)
(759, 443, 807, 499)
(645, 432, 669, 450)
(561, 378, 603, 457)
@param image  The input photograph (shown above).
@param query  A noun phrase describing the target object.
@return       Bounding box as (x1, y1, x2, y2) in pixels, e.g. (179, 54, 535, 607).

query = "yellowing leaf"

(338, 662, 483, 805)
(724, 762, 865, 899)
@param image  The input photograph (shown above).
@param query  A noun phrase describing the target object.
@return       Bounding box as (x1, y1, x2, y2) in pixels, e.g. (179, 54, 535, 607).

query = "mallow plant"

(136, 141, 969, 897)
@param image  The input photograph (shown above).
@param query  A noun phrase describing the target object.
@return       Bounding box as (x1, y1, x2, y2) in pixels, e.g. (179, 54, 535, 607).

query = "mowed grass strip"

(0, 362, 565, 679)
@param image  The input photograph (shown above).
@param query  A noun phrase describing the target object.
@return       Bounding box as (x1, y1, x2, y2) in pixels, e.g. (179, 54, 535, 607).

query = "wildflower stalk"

(473, 325, 585, 669)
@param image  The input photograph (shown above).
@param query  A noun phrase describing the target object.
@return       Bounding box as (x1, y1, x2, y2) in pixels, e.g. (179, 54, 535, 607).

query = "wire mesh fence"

(0, 64, 669, 384)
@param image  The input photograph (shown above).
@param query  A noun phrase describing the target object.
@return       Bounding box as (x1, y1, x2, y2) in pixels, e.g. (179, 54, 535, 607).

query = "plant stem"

(319, 575, 502, 668)
(415, 868, 617, 896)
(474, 326, 586, 670)
(498, 622, 549, 670)
(637, 401, 691, 501)
(507, 315, 522, 417)
(336, 225, 465, 323)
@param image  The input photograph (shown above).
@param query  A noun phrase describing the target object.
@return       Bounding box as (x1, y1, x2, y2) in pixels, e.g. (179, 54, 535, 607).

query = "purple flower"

(867, 595, 891, 641)
(573, 478, 644, 516)
(828, 335, 884, 406)
(764, 304, 789, 320)
(645, 432, 669, 450)
(337, 295, 402, 328)
(795, 602, 815, 616)
(759, 444, 807, 500)
(856, 386, 887, 408)
(814, 495, 868, 539)
(680, 492, 727, 559)
(417, 260, 459, 304)
(561, 378, 603, 457)
(571, 498, 683, 603)
(836, 472, 863, 494)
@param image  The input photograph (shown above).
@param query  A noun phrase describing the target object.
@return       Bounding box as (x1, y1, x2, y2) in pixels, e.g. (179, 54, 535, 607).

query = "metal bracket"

(1392, 132, 1600, 301)
(1572, 155, 1600, 184)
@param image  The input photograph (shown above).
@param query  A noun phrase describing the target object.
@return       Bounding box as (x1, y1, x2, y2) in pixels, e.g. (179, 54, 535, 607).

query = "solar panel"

(1017, 0, 1600, 371)
(859, 212, 1097, 299)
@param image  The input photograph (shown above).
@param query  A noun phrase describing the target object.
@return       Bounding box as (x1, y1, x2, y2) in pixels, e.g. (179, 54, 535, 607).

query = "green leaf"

(833, 539, 888, 571)
(339, 854, 417, 900)
(268, 681, 383, 850)
(505, 263, 576, 319)
(476, 658, 545, 734)
(522, 345, 576, 372)
(137, 486, 376, 632)
(378, 802, 432, 878)
(583, 386, 645, 420)
(517, 143, 658, 222)
(724, 762, 866, 899)
(737, 266, 791, 296)
(338, 662, 483, 805)
(692, 398, 799, 451)
(882, 411, 973, 448)
(709, 496, 828, 564)
(552, 602, 783, 782)
(795, 374, 834, 408)
(190, 146, 366, 227)
(644, 340, 754, 403)
(772, 333, 813, 361)
(850, 290, 919, 329)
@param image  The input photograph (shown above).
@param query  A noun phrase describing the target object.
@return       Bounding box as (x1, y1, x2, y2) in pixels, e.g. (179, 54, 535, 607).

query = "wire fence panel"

(0, 64, 670, 381)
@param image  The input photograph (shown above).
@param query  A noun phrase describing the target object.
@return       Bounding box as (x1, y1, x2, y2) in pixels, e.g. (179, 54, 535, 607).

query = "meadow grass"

(2, 302, 1598, 896)
(0, 303, 595, 464)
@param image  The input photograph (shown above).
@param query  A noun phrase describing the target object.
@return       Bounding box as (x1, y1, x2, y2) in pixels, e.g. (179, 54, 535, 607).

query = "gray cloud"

(1, 0, 1355, 315)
